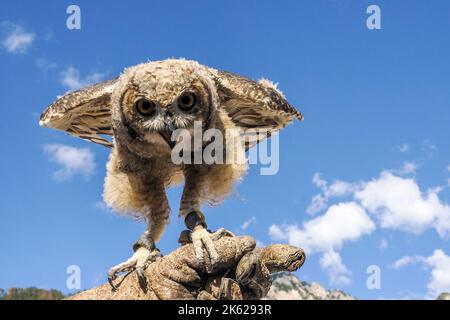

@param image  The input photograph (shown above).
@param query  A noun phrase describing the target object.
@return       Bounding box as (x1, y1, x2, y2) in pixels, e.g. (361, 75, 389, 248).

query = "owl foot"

(108, 236, 162, 292)
(179, 227, 235, 246)
(192, 227, 235, 272)
(183, 211, 234, 272)
(191, 225, 221, 272)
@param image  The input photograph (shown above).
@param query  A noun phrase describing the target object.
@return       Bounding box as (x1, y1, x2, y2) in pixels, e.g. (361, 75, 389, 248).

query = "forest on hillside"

(0, 288, 65, 300)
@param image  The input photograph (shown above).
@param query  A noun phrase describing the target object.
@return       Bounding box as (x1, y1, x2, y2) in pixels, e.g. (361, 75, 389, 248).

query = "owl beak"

(159, 129, 175, 149)
(159, 113, 176, 148)
(165, 122, 176, 132)
(164, 114, 176, 132)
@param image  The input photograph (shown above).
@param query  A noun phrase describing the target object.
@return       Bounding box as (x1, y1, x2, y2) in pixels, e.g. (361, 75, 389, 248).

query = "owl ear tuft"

(40, 78, 118, 148)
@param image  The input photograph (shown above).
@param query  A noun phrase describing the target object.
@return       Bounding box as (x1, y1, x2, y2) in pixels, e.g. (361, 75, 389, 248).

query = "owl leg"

(107, 230, 162, 291)
(179, 166, 233, 272)
(108, 188, 170, 291)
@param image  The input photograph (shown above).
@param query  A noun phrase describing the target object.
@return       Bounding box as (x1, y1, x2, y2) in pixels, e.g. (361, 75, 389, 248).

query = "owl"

(40, 59, 303, 290)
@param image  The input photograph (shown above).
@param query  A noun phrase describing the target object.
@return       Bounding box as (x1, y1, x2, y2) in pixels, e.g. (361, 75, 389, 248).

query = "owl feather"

(40, 78, 117, 148)
(39, 60, 303, 149)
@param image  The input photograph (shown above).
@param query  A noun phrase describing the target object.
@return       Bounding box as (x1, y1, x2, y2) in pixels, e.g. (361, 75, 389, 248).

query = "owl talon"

(136, 266, 148, 292)
(178, 227, 234, 246)
(107, 246, 161, 291)
(210, 227, 235, 240)
(191, 225, 232, 272)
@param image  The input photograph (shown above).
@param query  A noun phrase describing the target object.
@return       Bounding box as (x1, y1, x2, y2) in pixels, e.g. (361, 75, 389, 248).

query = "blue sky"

(0, 0, 449, 299)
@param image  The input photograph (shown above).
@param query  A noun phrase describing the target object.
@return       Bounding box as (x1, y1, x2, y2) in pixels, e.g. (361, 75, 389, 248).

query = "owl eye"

(177, 92, 197, 111)
(135, 99, 156, 117)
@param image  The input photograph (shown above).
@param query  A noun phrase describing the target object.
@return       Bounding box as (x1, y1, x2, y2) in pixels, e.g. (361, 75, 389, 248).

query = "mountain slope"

(267, 272, 355, 300)
(437, 293, 450, 300)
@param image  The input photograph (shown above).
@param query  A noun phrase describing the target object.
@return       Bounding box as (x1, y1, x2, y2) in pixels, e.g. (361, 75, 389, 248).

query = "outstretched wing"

(212, 70, 303, 149)
(39, 79, 117, 148)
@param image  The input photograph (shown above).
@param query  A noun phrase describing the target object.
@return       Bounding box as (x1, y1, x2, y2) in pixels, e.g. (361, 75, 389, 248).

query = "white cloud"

(312, 172, 327, 190)
(240, 217, 256, 231)
(306, 162, 417, 215)
(306, 164, 450, 239)
(268, 224, 285, 241)
(391, 249, 450, 298)
(355, 171, 450, 238)
(306, 173, 359, 214)
(269, 202, 375, 254)
(320, 250, 352, 286)
(379, 238, 388, 251)
(94, 201, 112, 213)
(393, 162, 417, 175)
(44, 144, 96, 181)
(36, 58, 57, 71)
(61, 66, 105, 91)
(269, 203, 372, 287)
(425, 249, 450, 298)
(306, 194, 327, 214)
(275, 163, 450, 289)
(1, 23, 34, 53)
(390, 255, 425, 269)
(398, 143, 409, 153)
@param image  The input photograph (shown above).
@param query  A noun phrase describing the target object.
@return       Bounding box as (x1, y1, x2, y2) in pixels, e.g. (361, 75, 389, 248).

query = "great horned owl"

(40, 59, 303, 289)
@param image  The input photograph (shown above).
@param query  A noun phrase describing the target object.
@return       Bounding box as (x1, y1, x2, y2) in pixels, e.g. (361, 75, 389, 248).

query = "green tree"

(1, 287, 65, 300)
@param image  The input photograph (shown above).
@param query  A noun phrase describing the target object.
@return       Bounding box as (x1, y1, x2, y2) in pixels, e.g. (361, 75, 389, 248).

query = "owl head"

(40, 59, 303, 152)
(109, 60, 220, 151)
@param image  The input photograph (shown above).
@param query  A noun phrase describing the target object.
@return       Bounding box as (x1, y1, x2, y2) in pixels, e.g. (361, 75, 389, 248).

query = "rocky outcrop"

(437, 292, 450, 300)
(266, 272, 355, 300)
(68, 235, 305, 300)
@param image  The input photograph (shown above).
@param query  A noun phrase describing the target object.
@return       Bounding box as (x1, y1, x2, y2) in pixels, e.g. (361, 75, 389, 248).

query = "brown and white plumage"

(40, 60, 302, 149)
(214, 70, 303, 128)
(40, 78, 117, 148)
(39, 59, 303, 288)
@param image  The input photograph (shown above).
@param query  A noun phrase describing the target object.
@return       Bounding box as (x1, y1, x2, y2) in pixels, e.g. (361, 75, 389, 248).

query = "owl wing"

(39, 79, 117, 148)
(213, 70, 303, 149)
